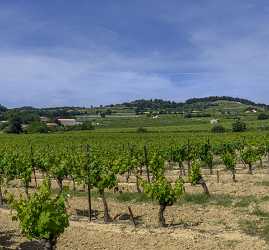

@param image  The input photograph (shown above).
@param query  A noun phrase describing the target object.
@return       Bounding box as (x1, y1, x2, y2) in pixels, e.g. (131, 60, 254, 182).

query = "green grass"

(114, 192, 152, 203)
(239, 204, 269, 242)
(177, 193, 233, 207)
(239, 220, 259, 236)
(260, 196, 269, 202)
(234, 196, 258, 208)
(255, 181, 269, 187)
(261, 223, 269, 242)
(53, 187, 111, 199)
(178, 193, 264, 208)
(52, 187, 269, 211)
(252, 207, 269, 218)
(212, 194, 234, 207)
(239, 218, 269, 243)
(74, 111, 266, 132)
(178, 193, 210, 205)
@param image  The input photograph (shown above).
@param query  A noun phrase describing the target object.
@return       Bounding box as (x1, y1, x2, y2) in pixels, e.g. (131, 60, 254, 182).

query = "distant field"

(73, 112, 268, 133)
(1, 127, 268, 150)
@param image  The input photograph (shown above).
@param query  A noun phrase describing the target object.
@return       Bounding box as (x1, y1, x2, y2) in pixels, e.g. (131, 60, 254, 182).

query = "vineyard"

(1, 130, 269, 249)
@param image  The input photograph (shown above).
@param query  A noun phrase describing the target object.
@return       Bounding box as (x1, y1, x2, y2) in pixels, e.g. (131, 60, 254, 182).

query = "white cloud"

(0, 50, 181, 107)
(1, 1, 269, 107)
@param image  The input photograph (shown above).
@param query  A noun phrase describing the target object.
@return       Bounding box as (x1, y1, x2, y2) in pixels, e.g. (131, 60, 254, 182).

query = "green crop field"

(1, 98, 269, 249)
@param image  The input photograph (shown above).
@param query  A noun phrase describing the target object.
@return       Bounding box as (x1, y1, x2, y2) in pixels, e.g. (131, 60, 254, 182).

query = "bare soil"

(1, 165, 269, 249)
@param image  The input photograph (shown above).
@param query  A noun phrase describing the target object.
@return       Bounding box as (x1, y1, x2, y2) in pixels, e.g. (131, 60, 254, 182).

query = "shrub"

(0, 121, 8, 131)
(184, 113, 192, 118)
(8, 180, 69, 249)
(258, 113, 269, 120)
(80, 121, 95, 130)
(221, 152, 237, 182)
(258, 125, 269, 131)
(189, 160, 210, 196)
(142, 176, 184, 227)
(211, 124, 225, 133)
(136, 127, 147, 133)
(4, 116, 23, 134)
(232, 118, 247, 132)
(26, 121, 48, 133)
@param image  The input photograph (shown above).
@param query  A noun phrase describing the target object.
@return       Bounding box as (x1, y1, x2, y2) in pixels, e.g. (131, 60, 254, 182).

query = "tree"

(16, 152, 32, 199)
(8, 180, 69, 250)
(189, 160, 210, 196)
(142, 176, 184, 227)
(256, 144, 266, 168)
(241, 146, 259, 174)
(48, 149, 69, 193)
(232, 118, 247, 132)
(142, 150, 185, 227)
(0, 121, 8, 131)
(89, 153, 117, 223)
(0, 149, 18, 204)
(221, 152, 237, 182)
(26, 121, 48, 133)
(199, 140, 214, 174)
(257, 113, 269, 120)
(105, 109, 112, 115)
(170, 146, 186, 176)
(80, 121, 95, 130)
(0, 104, 7, 113)
(113, 145, 142, 192)
(5, 116, 23, 134)
(211, 124, 225, 133)
(79, 145, 94, 221)
(183, 140, 196, 176)
(0, 149, 5, 205)
(136, 127, 147, 133)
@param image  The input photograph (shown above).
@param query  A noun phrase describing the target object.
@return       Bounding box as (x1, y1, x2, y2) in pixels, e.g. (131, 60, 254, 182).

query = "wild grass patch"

(234, 196, 258, 207)
(239, 219, 259, 236)
(177, 193, 233, 207)
(255, 181, 269, 186)
(114, 192, 151, 203)
(240, 205, 269, 242)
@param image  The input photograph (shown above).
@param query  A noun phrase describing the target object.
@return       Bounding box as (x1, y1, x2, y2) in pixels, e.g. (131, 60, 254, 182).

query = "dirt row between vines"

(1, 167, 269, 249)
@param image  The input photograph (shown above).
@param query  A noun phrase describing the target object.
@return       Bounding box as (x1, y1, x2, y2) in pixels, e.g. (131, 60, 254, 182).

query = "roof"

(57, 119, 76, 121)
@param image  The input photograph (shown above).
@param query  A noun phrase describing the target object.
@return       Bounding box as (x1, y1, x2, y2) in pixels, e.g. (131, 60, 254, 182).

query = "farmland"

(1, 126, 269, 249)
(2, 0, 269, 248)
(1, 98, 269, 249)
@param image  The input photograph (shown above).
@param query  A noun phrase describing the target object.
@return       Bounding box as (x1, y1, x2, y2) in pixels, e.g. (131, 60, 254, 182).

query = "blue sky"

(1, 0, 269, 107)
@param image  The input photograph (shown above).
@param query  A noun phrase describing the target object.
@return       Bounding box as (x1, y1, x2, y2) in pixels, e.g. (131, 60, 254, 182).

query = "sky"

(1, 0, 269, 107)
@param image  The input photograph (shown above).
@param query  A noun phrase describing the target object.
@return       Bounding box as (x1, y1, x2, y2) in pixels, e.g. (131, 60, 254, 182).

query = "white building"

(210, 119, 218, 124)
(40, 116, 50, 123)
(57, 119, 80, 126)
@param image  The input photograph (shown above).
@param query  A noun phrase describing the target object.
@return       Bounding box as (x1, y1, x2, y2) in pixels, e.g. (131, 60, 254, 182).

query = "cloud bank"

(0, 0, 269, 107)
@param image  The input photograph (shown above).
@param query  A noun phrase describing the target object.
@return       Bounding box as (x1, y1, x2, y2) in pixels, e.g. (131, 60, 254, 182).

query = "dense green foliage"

(26, 121, 49, 134)
(8, 180, 69, 249)
(232, 118, 247, 132)
(5, 116, 23, 134)
(211, 124, 226, 133)
(221, 151, 237, 182)
(0, 128, 268, 229)
(186, 96, 268, 108)
(258, 113, 269, 120)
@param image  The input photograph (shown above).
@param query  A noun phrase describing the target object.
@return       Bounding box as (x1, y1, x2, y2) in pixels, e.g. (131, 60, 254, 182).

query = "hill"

(0, 96, 268, 123)
(104, 96, 269, 115)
